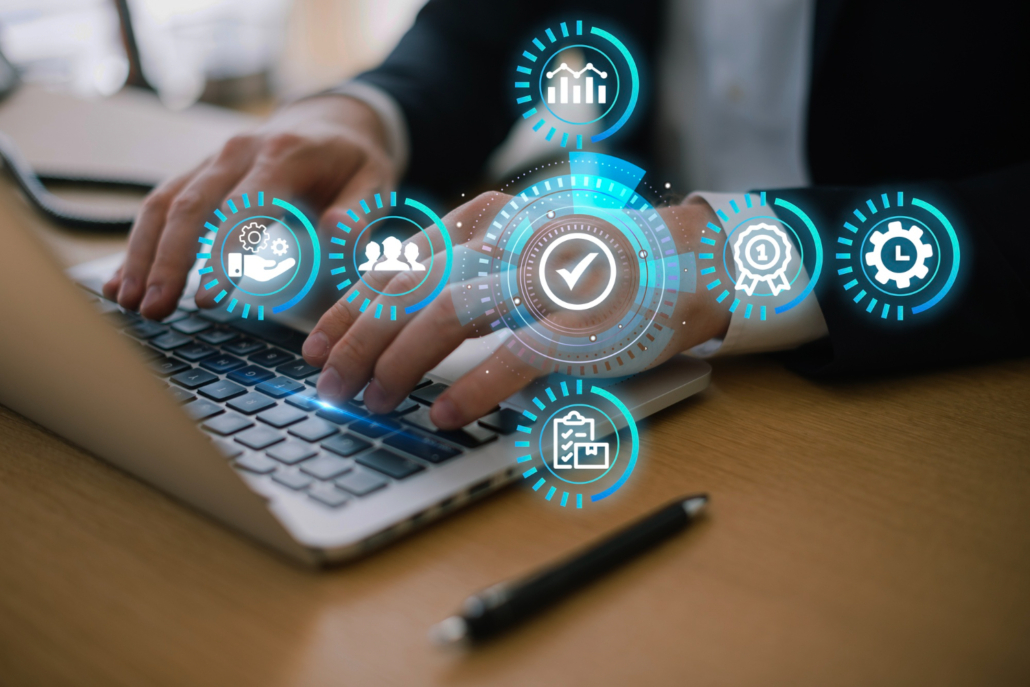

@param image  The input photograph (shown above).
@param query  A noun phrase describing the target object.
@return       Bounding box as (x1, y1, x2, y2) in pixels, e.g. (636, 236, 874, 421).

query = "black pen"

(429, 493, 709, 645)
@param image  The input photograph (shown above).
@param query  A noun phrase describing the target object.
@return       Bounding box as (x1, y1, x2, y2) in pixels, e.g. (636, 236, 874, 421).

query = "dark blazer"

(357, 0, 1030, 375)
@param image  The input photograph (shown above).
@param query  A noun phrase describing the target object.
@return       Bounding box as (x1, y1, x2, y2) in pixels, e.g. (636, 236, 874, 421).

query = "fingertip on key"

(317, 365, 343, 402)
(430, 396, 462, 430)
(302, 331, 329, 364)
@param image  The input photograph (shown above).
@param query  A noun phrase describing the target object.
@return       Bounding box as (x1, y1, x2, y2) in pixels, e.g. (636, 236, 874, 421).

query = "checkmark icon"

(561, 441, 574, 451)
(559, 452, 574, 463)
(561, 429, 575, 439)
(555, 252, 599, 290)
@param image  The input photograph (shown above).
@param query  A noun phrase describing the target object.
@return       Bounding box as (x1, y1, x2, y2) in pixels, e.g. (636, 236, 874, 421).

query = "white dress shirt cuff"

(324, 80, 411, 178)
(687, 191, 829, 357)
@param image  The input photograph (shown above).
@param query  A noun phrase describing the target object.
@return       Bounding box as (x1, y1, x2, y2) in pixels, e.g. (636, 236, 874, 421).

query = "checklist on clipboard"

(552, 410, 610, 470)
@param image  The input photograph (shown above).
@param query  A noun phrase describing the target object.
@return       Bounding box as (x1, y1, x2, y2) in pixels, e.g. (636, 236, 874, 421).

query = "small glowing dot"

(589, 335, 597, 342)
(638, 249, 648, 259)
(513, 296, 522, 306)
(485, 370, 490, 374)
(682, 321, 686, 325)
(665, 182, 671, 189)
(546, 211, 555, 218)
(618, 324, 623, 329)
(456, 221, 463, 228)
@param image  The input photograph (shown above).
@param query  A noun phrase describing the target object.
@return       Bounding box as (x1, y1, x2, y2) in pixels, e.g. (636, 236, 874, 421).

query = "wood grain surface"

(2, 348, 1028, 686)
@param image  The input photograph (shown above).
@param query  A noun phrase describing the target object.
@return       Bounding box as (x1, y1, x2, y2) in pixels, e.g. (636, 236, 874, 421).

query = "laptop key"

(227, 392, 277, 415)
(223, 337, 266, 356)
(234, 426, 285, 450)
(235, 453, 278, 474)
(349, 416, 400, 439)
(249, 348, 294, 368)
(124, 320, 167, 339)
(256, 376, 304, 399)
(198, 378, 247, 402)
(308, 484, 349, 508)
(402, 407, 497, 448)
(305, 372, 320, 387)
(285, 387, 320, 411)
(200, 353, 246, 374)
(316, 403, 365, 425)
(414, 377, 433, 390)
(321, 433, 371, 457)
(288, 418, 339, 443)
(150, 357, 191, 376)
(227, 365, 275, 386)
(477, 408, 529, 435)
(410, 382, 448, 406)
(300, 454, 354, 480)
(357, 448, 425, 479)
(390, 398, 420, 416)
(203, 413, 254, 436)
(335, 469, 389, 496)
(197, 326, 239, 346)
(184, 398, 223, 421)
(171, 315, 212, 335)
(151, 331, 193, 350)
(166, 386, 196, 404)
(276, 359, 320, 380)
(160, 309, 190, 324)
(267, 441, 318, 465)
(171, 368, 218, 390)
(384, 431, 460, 464)
(272, 468, 314, 491)
(257, 404, 307, 429)
(174, 342, 217, 362)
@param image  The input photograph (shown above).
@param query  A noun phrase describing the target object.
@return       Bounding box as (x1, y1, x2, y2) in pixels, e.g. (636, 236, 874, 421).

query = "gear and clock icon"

(835, 193, 960, 322)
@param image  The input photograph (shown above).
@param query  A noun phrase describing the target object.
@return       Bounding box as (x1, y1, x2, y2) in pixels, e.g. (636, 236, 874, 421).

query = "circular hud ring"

(701, 192, 824, 322)
(512, 380, 640, 509)
(326, 192, 452, 321)
(513, 19, 640, 150)
(452, 152, 681, 377)
(194, 191, 320, 320)
(835, 192, 960, 322)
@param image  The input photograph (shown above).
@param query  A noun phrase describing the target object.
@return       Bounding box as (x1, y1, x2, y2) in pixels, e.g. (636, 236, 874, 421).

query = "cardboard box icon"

(574, 442, 609, 469)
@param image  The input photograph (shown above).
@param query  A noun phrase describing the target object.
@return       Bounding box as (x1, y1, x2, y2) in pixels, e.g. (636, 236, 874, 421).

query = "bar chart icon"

(545, 63, 607, 106)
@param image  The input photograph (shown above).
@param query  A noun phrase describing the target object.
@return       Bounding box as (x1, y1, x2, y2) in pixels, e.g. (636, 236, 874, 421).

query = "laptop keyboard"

(92, 297, 516, 511)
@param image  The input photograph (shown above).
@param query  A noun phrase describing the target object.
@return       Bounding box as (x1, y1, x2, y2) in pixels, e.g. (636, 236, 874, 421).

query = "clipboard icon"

(552, 410, 608, 470)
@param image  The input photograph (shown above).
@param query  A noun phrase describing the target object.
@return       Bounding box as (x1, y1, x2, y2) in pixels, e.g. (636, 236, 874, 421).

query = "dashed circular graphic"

(326, 192, 452, 320)
(195, 192, 320, 320)
(835, 192, 959, 322)
(451, 152, 684, 377)
(513, 19, 640, 149)
(512, 380, 639, 508)
(702, 192, 824, 322)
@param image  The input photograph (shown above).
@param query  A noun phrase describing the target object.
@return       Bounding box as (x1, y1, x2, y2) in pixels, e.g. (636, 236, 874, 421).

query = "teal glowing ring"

(833, 193, 960, 321)
(327, 193, 451, 319)
(513, 379, 640, 509)
(698, 192, 823, 320)
(513, 20, 640, 149)
(193, 192, 320, 321)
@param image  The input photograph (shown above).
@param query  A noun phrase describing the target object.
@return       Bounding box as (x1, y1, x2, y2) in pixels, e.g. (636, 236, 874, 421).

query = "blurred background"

(0, 0, 427, 111)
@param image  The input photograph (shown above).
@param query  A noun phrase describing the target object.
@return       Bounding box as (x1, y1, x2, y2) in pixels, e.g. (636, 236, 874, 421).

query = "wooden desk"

(2, 246, 1029, 686)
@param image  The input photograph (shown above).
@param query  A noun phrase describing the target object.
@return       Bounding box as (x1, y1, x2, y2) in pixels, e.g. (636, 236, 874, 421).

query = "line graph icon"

(545, 63, 607, 105)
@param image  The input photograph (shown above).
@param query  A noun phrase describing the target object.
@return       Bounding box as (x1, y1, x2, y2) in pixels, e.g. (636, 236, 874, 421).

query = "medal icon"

(732, 222, 794, 296)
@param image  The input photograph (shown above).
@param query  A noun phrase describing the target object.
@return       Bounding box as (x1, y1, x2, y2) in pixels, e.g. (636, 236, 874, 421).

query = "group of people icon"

(358, 236, 426, 272)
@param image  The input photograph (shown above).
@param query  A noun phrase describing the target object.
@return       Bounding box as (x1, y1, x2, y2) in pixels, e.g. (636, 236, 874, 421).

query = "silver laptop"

(0, 180, 711, 566)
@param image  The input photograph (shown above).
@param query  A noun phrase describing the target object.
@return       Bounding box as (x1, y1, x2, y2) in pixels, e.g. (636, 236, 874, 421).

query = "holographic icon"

(238, 221, 269, 253)
(538, 233, 617, 311)
(732, 222, 794, 296)
(865, 221, 934, 289)
(270, 237, 290, 257)
(836, 192, 959, 322)
(357, 237, 427, 272)
(552, 410, 609, 470)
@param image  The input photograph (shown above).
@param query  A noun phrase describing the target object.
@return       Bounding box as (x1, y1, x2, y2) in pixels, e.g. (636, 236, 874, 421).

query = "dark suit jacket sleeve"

(775, 161, 1030, 377)
(352, 0, 528, 196)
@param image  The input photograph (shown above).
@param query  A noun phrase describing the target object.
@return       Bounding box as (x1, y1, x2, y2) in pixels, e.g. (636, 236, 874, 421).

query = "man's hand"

(102, 96, 395, 321)
(301, 192, 732, 431)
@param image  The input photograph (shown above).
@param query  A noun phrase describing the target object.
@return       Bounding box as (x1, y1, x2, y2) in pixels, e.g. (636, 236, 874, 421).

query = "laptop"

(0, 179, 711, 565)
